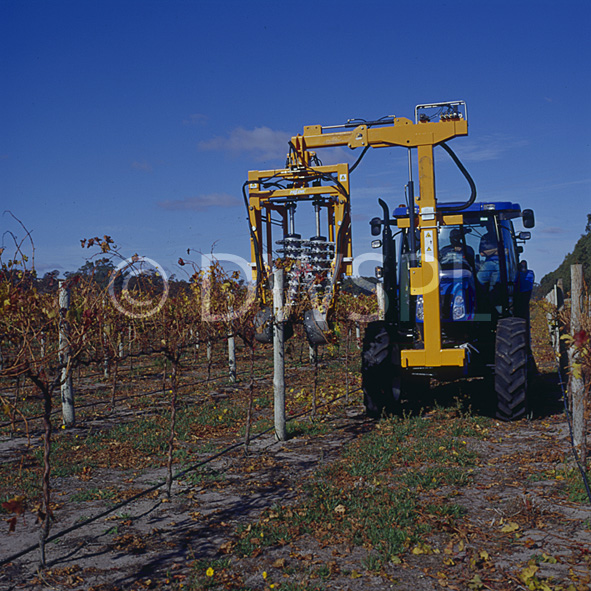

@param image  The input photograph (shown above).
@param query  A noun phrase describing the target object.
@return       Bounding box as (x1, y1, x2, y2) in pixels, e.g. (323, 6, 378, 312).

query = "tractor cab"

(393, 202, 534, 329)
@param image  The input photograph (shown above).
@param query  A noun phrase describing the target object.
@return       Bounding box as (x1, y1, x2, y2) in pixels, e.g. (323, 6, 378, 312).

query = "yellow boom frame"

(247, 162, 352, 306)
(247, 108, 469, 368)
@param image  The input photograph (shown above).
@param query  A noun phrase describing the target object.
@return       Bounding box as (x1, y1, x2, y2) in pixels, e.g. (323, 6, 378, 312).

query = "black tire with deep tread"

(361, 321, 401, 417)
(494, 317, 528, 421)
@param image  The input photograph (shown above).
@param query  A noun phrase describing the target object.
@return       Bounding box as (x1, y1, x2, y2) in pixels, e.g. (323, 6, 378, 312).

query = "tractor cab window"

(439, 222, 502, 291)
(438, 226, 475, 270)
(500, 221, 518, 284)
(476, 232, 500, 290)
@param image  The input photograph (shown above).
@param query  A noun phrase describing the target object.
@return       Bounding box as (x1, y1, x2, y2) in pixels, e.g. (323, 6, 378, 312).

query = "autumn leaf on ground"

(5, 516, 18, 533)
(520, 563, 539, 583)
(501, 521, 520, 533)
(2, 496, 26, 533)
(219, 540, 234, 554)
(412, 542, 436, 555)
(1, 496, 25, 515)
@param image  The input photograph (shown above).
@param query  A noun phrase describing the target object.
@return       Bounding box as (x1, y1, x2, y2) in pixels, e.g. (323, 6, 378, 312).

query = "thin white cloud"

(539, 226, 568, 235)
(183, 113, 208, 126)
(131, 160, 153, 172)
(315, 146, 357, 166)
(158, 193, 241, 211)
(449, 134, 529, 162)
(526, 178, 591, 193)
(198, 126, 291, 161)
(349, 185, 399, 201)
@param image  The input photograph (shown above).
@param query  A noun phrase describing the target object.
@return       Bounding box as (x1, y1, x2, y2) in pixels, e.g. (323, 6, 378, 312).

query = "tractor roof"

(393, 201, 522, 219)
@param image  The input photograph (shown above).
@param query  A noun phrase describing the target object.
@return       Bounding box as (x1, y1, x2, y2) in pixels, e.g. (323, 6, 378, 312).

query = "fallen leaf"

(219, 541, 234, 554)
(501, 522, 519, 533)
(1, 496, 25, 515)
(6, 516, 17, 533)
(520, 563, 538, 583)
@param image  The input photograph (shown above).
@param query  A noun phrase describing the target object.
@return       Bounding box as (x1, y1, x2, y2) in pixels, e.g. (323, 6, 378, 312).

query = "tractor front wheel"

(361, 321, 401, 418)
(494, 317, 528, 421)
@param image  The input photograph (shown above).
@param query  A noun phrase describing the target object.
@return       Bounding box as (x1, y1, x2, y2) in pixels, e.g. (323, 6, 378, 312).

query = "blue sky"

(1, 0, 590, 284)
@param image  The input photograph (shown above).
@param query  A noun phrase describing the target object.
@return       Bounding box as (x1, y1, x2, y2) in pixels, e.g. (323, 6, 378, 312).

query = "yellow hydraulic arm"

(287, 105, 469, 368)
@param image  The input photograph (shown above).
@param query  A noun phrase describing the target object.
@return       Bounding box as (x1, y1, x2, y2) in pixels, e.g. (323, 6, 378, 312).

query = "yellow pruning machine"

(244, 140, 353, 344)
(244, 101, 536, 420)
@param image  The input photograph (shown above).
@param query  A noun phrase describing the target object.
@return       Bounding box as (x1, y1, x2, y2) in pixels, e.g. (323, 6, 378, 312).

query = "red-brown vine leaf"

(6, 517, 17, 533)
(574, 329, 588, 348)
(1, 496, 25, 515)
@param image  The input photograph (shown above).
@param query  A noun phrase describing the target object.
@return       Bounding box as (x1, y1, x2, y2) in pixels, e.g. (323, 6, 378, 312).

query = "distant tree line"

(537, 213, 591, 296)
(4, 258, 190, 296)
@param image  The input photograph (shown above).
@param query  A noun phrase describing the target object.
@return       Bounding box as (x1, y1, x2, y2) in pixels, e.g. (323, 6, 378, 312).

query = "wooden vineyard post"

(206, 340, 212, 382)
(377, 282, 386, 321)
(570, 264, 586, 465)
(102, 296, 109, 379)
(273, 268, 287, 441)
(309, 344, 317, 364)
(228, 332, 236, 383)
(228, 306, 236, 383)
(546, 283, 562, 357)
(58, 280, 75, 428)
(128, 325, 133, 372)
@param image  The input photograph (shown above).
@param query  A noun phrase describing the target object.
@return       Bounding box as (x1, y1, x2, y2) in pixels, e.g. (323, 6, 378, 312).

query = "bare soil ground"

(1, 373, 590, 591)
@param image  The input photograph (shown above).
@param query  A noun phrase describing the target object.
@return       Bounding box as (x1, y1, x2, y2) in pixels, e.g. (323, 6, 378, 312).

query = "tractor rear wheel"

(494, 317, 528, 421)
(361, 321, 401, 418)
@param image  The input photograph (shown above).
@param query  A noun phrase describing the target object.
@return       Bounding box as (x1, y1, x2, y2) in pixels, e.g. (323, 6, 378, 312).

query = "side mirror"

(370, 217, 382, 236)
(518, 231, 531, 240)
(522, 209, 535, 229)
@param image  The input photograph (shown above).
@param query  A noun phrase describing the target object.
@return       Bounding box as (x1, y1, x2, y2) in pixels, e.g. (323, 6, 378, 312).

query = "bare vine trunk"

(312, 346, 318, 420)
(244, 345, 256, 453)
(110, 360, 119, 407)
(206, 340, 212, 383)
(165, 359, 179, 499)
(39, 385, 52, 567)
(345, 325, 350, 404)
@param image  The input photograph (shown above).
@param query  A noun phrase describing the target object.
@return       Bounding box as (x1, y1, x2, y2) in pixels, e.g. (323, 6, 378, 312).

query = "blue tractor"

(364, 199, 535, 420)
(361, 103, 536, 421)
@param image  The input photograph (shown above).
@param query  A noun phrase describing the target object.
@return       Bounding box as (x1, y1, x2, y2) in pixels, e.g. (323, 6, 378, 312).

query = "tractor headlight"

(452, 292, 466, 320)
(416, 295, 424, 321)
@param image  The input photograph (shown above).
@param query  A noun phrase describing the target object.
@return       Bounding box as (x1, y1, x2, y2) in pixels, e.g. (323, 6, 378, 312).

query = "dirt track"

(1, 375, 590, 591)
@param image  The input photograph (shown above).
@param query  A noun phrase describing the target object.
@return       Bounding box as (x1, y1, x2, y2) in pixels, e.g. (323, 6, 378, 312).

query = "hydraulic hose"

(242, 180, 264, 289)
(438, 141, 477, 211)
(349, 145, 370, 174)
